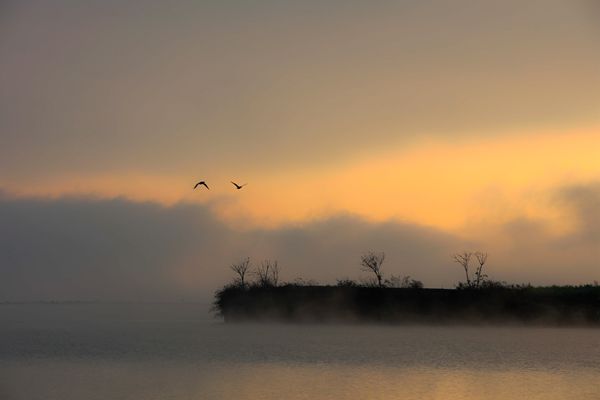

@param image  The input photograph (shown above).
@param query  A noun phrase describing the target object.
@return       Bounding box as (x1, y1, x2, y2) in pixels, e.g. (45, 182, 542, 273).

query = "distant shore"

(214, 285, 600, 326)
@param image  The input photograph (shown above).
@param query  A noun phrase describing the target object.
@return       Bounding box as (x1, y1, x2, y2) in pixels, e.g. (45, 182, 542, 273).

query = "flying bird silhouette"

(231, 181, 247, 190)
(194, 181, 210, 190)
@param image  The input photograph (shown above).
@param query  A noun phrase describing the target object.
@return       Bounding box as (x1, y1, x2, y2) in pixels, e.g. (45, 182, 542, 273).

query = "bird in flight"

(231, 181, 247, 190)
(194, 181, 210, 190)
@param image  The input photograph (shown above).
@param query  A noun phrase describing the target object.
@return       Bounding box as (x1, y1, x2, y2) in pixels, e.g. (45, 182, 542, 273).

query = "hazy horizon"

(2, 3, 600, 400)
(1, 0, 599, 301)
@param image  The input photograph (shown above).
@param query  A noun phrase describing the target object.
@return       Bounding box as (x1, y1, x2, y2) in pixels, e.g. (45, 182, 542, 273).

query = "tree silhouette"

(453, 251, 473, 287)
(474, 252, 489, 288)
(255, 260, 280, 287)
(230, 257, 251, 288)
(360, 251, 385, 288)
(453, 251, 489, 288)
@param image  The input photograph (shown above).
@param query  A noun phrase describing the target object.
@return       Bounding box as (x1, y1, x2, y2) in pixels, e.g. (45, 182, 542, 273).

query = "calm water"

(1, 303, 599, 400)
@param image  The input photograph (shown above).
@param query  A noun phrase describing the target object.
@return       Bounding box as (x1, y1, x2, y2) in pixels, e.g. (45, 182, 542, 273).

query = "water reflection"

(3, 361, 599, 400)
(1, 304, 598, 400)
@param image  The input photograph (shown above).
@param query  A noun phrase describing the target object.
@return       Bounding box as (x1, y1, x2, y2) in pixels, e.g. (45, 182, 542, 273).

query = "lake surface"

(1, 303, 599, 400)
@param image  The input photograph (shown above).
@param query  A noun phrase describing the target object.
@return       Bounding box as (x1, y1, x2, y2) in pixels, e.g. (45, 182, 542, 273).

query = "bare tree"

(230, 257, 251, 288)
(255, 260, 280, 287)
(474, 252, 488, 289)
(453, 251, 490, 288)
(360, 251, 385, 288)
(453, 251, 473, 287)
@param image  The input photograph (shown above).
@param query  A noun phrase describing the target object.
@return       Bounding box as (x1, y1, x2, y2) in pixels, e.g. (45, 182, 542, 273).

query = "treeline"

(223, 251, 427, 290)
(222, 250, 534, 290)
(214, 251, 600, 325)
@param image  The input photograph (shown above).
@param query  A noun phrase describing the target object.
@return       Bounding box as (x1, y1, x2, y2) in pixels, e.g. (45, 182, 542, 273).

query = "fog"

(1, 182, 598, 302)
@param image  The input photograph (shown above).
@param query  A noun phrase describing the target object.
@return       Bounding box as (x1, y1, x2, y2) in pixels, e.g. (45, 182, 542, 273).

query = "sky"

(1, 0, 599, 301)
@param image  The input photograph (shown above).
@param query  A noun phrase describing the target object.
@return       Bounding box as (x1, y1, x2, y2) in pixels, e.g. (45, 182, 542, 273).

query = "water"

(1, 303, 599, 400)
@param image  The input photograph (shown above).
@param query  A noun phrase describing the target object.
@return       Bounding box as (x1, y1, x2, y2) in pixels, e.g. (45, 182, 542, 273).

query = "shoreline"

(215, 285, 600, 326)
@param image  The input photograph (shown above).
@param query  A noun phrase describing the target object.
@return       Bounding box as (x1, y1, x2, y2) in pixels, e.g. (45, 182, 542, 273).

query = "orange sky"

(2, 2, 599, 235)
(1, 1, 599, 298)
(4, 126, 599, 238)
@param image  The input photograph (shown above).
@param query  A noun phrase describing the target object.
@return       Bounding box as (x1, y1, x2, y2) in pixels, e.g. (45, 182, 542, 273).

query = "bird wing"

(194, 182, 200, 189)
(202, 182, 210, 189)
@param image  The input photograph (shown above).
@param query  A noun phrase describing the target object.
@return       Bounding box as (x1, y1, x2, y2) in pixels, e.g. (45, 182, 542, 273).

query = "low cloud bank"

(1, 184, 598, 301)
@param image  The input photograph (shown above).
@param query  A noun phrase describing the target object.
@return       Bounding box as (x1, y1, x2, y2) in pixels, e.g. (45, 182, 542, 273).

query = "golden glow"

(214, 126, 600, 233)
(200, 363, 598, 400)
(4, 126, 600, 234)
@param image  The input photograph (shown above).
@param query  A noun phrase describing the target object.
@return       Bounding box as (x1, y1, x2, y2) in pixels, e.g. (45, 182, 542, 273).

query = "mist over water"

(1, 304, 599, 400)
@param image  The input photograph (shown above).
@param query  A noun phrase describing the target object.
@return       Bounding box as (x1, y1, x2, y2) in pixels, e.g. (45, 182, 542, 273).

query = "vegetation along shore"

(214, 252, 600, 325)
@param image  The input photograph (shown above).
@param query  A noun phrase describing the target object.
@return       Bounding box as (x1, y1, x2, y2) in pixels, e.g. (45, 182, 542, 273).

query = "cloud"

(558, 183, 600, 243)
(1, 183, 598, 302)
(0, 194, 215, 301)
(0, 193, 463, 301)
(474, 183, 600, 284)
